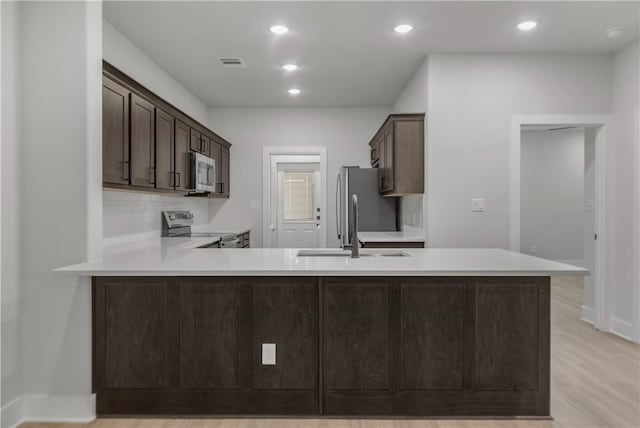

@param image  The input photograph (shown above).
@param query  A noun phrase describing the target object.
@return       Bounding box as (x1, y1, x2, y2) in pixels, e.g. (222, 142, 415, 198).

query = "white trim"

(610, 317, 635, 342)
(1, 395, 95, 427)
(1, 396, 25, 428)
(555, 259, 584, 267)
(634, 105, 640, 343)
(262, 146, 327, 248)
(510, 114, 610, 334)
(581, 305, 595, 325)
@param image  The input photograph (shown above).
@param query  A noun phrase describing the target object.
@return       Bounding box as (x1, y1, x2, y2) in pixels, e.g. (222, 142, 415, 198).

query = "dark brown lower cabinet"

(93, 276, 549, 417)
(93, 277, 318, 415)
(322, 277, 549, 417)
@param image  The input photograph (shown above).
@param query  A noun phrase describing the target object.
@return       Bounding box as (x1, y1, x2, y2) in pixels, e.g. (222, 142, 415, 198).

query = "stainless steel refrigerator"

(336, 166, 397, 248)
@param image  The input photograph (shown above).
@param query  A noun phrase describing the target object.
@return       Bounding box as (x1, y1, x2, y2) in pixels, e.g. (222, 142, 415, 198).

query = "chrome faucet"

(350, 194, 360, 258)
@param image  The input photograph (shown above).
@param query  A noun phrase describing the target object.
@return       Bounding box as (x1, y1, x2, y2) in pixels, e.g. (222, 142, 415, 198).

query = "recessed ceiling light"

(270, 25, 288, 35)
(283, 64, 298, 71)
(288, 88, 301, 95)
(606, 27, 625, 38)
(517, 21, 538, 31)
(394, 24, 413, 34)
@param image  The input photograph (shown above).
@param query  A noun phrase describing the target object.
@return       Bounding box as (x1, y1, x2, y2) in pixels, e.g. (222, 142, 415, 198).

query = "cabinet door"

(201, 135, 211, 158)
(253, 279, 318, 389)
(377, 135, 386, 192)
(219, 145, 229, 196)
(324, 281, 390, 390)
(190, 128, 201, 153)
(174, 120, 190, 192)
(474, 279, 541, 391)
(382, 124, 394, 192)
(209, 138, 221, 188)
(130, 94, 156, 187)
(95, 279, 177, 390)
(102, 77, 130, 185)
(370, 140, 380, 167)
(155, 109, 175, 190)
(178, 280, 244, 389)
(400, 281, 465, 390)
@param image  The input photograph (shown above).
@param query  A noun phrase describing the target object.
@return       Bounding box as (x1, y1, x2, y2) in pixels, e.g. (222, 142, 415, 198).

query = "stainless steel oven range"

(161, 210, 240, 248)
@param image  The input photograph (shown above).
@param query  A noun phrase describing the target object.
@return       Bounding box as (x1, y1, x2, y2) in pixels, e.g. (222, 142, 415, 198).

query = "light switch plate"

(471, 198, 485, 212)
(262, 343, 276, 365)
(251, 201, 261, 210)
(586, 198, 595, 211)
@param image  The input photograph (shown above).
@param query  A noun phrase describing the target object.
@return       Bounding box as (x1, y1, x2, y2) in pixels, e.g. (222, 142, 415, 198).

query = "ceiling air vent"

(218, 57, 246, 68)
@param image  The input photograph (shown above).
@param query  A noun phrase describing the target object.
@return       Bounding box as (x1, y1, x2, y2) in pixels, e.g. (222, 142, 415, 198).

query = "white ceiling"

(103, 1, 640, 107)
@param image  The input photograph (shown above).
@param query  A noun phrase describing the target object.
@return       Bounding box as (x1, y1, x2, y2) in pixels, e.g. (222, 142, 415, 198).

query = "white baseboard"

(556, 259, 584, 267)
(581, 305, 595, 324)
(1, 396, 25, 428)
(610, 316, 637, 342)
(1, 394, 95, 427)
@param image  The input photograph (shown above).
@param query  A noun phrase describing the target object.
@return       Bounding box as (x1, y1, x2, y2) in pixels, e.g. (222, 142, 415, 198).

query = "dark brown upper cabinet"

(201, 135, 211, 158)
(130, 94, 156, 188)
(189, 128, 201, 153)
(219, 146, 230, 197)
(102, 77, 130, 185)
(155, 108, 175, 191)
(174, 120, 190, 192)
(102, 61, 231, 198)
(369, 113, 425, 196)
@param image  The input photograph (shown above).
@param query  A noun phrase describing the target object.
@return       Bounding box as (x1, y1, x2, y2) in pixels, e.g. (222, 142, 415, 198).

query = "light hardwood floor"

(20, 277, 640, 428)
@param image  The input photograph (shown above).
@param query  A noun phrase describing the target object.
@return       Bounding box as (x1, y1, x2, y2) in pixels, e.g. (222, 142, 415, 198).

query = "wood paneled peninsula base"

(92, 275, 549, 417)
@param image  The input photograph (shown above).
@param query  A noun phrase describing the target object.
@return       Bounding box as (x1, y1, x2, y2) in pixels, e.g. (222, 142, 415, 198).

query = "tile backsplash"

(399, 194, 424, 232)
(103, 190, 209, 244)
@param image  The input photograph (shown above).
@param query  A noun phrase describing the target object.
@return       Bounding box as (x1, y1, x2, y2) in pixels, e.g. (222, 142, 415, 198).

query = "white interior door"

(272, 161, 322, 248)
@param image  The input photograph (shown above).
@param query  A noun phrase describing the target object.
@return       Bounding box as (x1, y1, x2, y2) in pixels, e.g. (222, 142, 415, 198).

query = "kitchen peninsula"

(57, 243, 587, 418)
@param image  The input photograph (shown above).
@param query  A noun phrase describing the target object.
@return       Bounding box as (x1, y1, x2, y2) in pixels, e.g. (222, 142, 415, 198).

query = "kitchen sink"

(296, 249, 410, 257)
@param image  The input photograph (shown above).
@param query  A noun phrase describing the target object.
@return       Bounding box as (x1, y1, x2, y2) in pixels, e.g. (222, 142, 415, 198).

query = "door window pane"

(283, 172, 314, 221)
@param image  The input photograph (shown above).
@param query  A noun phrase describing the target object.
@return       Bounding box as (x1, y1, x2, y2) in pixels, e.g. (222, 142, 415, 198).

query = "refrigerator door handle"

(336, 173, 341, 242)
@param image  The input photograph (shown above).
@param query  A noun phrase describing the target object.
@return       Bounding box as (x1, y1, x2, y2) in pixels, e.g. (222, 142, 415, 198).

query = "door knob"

(270, 224, 276, 231)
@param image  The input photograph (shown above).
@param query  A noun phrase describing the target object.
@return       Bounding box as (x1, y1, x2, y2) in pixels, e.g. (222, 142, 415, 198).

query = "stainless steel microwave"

(189, 152, 216, 193)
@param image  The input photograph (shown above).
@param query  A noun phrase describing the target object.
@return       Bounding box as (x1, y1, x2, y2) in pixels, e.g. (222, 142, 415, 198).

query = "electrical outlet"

(262, 343, 276, 365)
(471, 198, 485, 212)
(530, 245, 536, 254)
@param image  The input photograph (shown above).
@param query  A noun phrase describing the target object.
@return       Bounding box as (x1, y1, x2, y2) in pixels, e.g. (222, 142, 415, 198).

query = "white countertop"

(54, 238, 588, 277)
(359, 231, 425, 243)
(190, 226, 251, 236)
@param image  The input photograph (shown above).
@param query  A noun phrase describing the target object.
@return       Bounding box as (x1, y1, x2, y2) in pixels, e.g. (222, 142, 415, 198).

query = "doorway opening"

(262, 147, 327, 248)
(510, 114, 610, 332)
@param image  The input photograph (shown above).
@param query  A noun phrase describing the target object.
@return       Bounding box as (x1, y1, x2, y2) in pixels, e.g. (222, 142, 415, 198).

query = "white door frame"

(263, 146, 327, 248)
(510, 114, 611, 330)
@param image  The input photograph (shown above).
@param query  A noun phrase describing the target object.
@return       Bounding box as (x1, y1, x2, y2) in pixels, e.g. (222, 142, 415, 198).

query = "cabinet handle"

(176, 172, 181, 188)
(149, 166, 156, 185)
(122, 160, 130, 182)
(219, 182, 224, 194)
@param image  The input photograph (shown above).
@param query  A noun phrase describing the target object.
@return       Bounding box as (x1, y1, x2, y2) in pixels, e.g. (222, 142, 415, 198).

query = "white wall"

(102, 20, 208, 124)
(3, 2, 103, 424)
(520, 128, 585, 262)
(102, 20, 210, 241)
(392, 57, 428, 235)
(426, 54, 612, 248)
(1, 2, 23, 424)
(610, 41, 640, 341)
(207, 107, 390, 247)
(103, 190, 209, 244)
